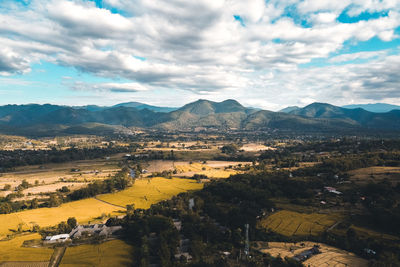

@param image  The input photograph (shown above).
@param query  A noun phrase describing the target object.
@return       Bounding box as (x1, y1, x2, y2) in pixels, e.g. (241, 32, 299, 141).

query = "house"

(293, 245, 320, 261)
(364, 248, 376, 255)
(174, 252, 192, 262)
(324, 186, 342, 195)
(69, 224, 122, 239)
(44, 234, 70, 243)
(173, 219, 182, 231)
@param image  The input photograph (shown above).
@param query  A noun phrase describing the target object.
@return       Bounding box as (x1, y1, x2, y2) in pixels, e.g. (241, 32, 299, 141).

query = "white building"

(45, 234, 70, 242)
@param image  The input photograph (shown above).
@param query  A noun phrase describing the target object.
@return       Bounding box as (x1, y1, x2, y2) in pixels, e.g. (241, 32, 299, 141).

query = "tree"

(31, 198, 39, 209)
(0, 202, 12, 214)
(3, 184, 11, 191)
(48, 194, 62, 207)
(221, 144, 238, 154)
(67, 217, 77, 229)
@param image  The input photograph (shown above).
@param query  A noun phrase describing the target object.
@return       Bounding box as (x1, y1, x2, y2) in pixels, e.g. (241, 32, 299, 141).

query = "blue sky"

(1, 0, 400, 110)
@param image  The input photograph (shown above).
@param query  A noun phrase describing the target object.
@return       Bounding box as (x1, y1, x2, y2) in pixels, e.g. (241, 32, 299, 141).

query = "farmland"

(97, 177, 203, 209)
(0, 177, 204, 238)
(174, 161, 245, 178)
(348, 166, 400, 185)
(258, 241, 368, 267)
(0, 198, 123, 238)
(0, 234, 53, 263)
(60, 239, 133, 267)
(259, 210, 341, 237)
(0, 156, 121, 199)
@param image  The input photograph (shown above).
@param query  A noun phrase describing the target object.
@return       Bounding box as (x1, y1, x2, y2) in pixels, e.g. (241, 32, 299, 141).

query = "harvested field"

(259, 210, 341, 237)
(0, 158, 121, 198)
(240, 143, 275, 152)
(59, 239, 133, 267)
(97, 177, 203, 209)
(0, 234, 52, 263)
(348, 166, 400, 185)
(144, 160, 175, 173)
(259, 241, 367, 267)
(174, 161, 244, 178)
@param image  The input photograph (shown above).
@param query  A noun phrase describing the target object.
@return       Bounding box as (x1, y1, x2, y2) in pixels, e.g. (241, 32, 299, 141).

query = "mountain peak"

(179, 99, 246, 116)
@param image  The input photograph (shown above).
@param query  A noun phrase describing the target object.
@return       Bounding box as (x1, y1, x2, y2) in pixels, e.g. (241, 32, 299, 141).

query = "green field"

(259, 210, 341, 236)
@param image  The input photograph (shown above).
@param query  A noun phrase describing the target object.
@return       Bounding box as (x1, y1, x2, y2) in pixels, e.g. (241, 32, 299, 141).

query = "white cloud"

(0, 0, 400, 108)
(329, 50, 387, 63)
(71, 81, 149, 93)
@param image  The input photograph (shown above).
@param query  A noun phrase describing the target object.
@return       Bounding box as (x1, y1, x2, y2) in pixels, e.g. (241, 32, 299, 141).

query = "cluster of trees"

(122, 213, 179, 266)
(39, 217, 77, 237)
(117, 196, 302, 266)
(287, 139, 400, 154)
(0, 146, 130, 171)
(359, 180, 400, 235)
(68, 167, 133, 201)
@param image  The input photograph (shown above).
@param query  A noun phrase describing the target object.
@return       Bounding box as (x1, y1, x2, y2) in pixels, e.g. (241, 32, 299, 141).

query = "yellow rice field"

(0, 199, 123, 239)
(97, 177, 203, 209)
(60, 239, 133, 267)
(259, 210, 341, 237)
(0, 234, 53, 262)
(0, 177, 204, 238)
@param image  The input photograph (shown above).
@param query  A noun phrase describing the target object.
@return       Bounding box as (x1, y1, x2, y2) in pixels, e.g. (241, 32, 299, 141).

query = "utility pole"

(244, 223, 249, 257)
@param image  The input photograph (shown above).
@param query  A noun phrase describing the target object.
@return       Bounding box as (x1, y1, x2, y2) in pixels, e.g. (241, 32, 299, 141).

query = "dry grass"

(174, 161, 242, 178)
(97, 177, 203, 209)
(259, 241, 367, 267)
(175, 163, 212, 173)
(0, 234, 52, 262)
(59, 239, 133, 267)
(0, 199, 122, 239)
(240, 143, 275, 152)
(259, 210, 341, 237)
(348, 166, 400, 185)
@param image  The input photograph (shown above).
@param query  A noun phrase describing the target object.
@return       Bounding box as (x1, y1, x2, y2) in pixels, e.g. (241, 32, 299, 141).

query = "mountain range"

(280, 103, 400, 113)
(342, 103, 400, 113)
(0, 100, 399, 136)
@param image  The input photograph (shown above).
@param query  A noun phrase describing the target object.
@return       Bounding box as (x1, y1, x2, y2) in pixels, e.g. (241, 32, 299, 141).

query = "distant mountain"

(112, 102, 178, 113)
(0, 100, 399, 136)
(289, 102, 400, 130)
(342, 103, 400, 113)
(279, 106, 300, 113)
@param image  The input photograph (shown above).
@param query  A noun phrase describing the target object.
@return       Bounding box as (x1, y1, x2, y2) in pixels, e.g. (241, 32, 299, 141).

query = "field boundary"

(94, 196, 127, 209)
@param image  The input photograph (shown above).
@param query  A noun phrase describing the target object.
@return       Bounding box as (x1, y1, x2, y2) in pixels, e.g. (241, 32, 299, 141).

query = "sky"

(0, 0, 400, 110)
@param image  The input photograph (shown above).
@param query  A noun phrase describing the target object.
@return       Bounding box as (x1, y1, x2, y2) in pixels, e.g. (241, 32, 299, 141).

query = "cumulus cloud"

(0, 0, 400, 107)
(71, 81, 149, 93)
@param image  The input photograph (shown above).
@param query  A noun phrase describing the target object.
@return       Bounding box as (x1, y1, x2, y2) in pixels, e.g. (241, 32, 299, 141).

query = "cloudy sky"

(1, 0, 400, 110)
